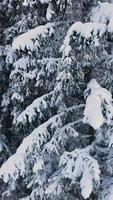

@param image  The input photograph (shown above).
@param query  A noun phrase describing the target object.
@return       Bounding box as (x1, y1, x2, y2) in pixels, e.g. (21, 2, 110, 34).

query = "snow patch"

(12, 23, 54, 51)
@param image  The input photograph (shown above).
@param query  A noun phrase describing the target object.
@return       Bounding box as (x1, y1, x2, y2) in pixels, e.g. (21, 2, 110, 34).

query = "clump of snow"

(83, 94, 104, 130)
(46, 3, 55, 20)
(80, 165, 93, 199)
(33, 159, 44, 172)
(90, 2, 113, 32)
(60, 148, 100, 199)
(23, 0, 29, 6)
(83, 79, 113, 129)
(61, 22, 106, 57)
(12, 23, 54, 51)
(11, 93, 23, 102)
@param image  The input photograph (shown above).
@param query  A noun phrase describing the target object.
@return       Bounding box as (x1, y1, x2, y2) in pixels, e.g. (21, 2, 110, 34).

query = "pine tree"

(1, 1, 113, 200)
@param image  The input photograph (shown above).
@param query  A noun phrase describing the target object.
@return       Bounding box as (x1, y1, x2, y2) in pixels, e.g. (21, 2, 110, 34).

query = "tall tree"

(1, 1, 113, 200)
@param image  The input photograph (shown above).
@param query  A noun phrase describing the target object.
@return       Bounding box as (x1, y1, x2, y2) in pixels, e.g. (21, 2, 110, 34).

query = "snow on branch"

(12, 23, 54, 51)
(59, 148, 100, 199)
(61, 2, 113, 58)
(40, 121, 80, 156)
(23, 0, 50, 7)
(25, 121, 81, 191)
(16, 70, 76, 129)
(23, 0, 54, 20)
(10, 57, 62, 108)
(60, 21, 106, 57)
(10, 56, 32, 77)
(21, 146, 97, 200)
(0, 105, 84, 184)
(90, 2, 113, 33)
(23, 0, 69, 20)
(83, 79, 113, 130)
(16, 92, 53, 125)
(10, 56, 37, 83)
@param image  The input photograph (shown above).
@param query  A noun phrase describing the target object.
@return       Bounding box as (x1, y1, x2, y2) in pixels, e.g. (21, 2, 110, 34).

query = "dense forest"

(1, 0, 113, 199)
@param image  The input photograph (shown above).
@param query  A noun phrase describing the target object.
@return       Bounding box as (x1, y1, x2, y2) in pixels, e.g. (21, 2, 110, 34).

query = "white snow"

(40, 0, 49, 3)
(11, 93, 23, 102)
(46, 3, 55, 20)
(90, 2, 113, 32)
(23, 0, 49, 6)
(0, 154, 26, 183)
(12, 23, 54, 51)
(80, 165, 93, 199)
(33, 159, 44, 172)
(83, 79, 113, 129)
(83, 94, 104, 130)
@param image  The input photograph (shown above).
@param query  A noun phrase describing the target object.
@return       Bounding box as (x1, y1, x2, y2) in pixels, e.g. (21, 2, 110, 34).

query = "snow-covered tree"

(1, 1, 113, 200)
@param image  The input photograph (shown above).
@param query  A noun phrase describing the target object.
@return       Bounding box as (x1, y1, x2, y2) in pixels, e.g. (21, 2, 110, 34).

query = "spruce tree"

(1, 1, 113, 200)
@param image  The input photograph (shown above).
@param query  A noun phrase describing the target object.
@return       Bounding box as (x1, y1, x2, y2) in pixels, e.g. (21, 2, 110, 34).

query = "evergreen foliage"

(1, 1, 113, 200)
